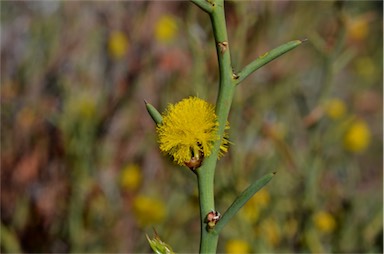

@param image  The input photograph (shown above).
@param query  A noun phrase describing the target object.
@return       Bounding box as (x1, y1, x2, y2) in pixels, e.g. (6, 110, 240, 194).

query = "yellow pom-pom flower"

(258, 218, 281, 247)
(66, 92, 97, 121)
(346, 15, 369, 42)
(156, 97, 229, 168)
(155, 15, 178, 43)
(354, 56, 377, 81)
(324, 98, 346, 120)
(119, 164, 142, 192)
(225, 239, 251, 254)
(344, 119, 371, 153)
(108, 31, 129, 59)
(313, 211, 336, 234)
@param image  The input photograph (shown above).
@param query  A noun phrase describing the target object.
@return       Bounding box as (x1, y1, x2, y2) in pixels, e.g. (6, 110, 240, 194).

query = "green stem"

(196, 157, 218, 253)
(210, 1, 235, 157)
(196, 0, 235, 253)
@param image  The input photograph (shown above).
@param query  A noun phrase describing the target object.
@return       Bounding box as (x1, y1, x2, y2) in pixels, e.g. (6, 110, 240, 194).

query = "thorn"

(144, 99, 148, 105)
(300, 38, 308, 43)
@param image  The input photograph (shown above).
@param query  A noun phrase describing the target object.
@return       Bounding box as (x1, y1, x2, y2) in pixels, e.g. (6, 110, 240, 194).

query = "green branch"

(234, 39, 306, 85)
(191, 0, 214, 13)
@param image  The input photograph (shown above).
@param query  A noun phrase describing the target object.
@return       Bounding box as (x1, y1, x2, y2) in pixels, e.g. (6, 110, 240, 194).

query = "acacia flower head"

(108, 31, 129, 59)
(225, 239, 251, 254)
(119, 164, 142, 192)
(313, 211, 336, 234)
(324, 98, 346, 120)
(156, 97, 229, 168)
(155, 14, 178, 44)
(343, 118, 371, 153)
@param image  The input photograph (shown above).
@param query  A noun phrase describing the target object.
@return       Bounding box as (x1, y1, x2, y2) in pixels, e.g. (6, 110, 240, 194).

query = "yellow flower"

(66, 92, 97, 120)
(258, 218, 281, 247)
(119, 164, 142, 191)
(283, 218, 298, 238)
(313, 211, 336, 234)
(156, 97, 229, 167)
(225, 239, 251, 254)
(346, 15, 369, 41)
(344, 119, 371, 153)
(155, 15, 178, 43)
(324, 98, 346, 120)
(133, 195, 166, 226)
(354, 57, 377, 81)
(108, 31, 129, 59)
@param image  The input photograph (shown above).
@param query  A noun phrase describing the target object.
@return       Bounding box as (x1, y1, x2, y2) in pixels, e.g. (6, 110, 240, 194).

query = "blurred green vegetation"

(1, 1, 382, 253)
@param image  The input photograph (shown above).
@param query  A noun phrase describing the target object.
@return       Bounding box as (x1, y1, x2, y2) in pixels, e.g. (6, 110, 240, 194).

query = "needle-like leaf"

(234, 40, 306, 85)
(145, 100, 163, 125)
(213, 172, 276, 233)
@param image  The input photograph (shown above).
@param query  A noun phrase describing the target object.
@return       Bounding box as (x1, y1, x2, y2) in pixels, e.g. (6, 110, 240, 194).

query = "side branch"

(234, 39, 306, 85)
(191, 0, 214, 14)
(213, 172, 276, 234)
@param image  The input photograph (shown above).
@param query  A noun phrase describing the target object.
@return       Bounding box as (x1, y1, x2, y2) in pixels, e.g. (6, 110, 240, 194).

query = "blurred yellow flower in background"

(354, 56, 378, 82)
(258, 218, 281, 247)
(133, 195, 166, 226)
(346, 15, 369, 42)
(119, 164, 142, 192)
(313, 211, 336, 234)
(344, 119, 371, 153)
(324, 98, 346, 120)
(66, 93, 97, 120)
(241, 188, 270, 223)
(225, 239, 251, 254)
(108, 31, 129, 59)
(155, 15, 178, 43)
(157, 97, 229, 166)
(283, 218, 298, 238)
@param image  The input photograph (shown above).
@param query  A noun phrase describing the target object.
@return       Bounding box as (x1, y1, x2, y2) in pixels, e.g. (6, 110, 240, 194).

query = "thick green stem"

(210, 1, 235, 158)
(196, 1, 235, 253)
(196, 156, 218, 253)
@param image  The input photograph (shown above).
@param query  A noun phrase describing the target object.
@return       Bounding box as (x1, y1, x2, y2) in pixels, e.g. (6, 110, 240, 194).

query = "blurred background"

(1, 1, 382, 253)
